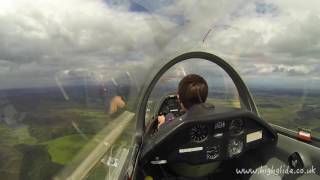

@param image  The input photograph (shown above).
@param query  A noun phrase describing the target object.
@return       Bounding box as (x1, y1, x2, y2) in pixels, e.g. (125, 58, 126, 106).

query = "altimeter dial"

(190, 124, 209, 142)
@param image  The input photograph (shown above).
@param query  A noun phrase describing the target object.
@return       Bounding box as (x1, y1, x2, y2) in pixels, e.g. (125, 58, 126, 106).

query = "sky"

(0, 0, 320, 90)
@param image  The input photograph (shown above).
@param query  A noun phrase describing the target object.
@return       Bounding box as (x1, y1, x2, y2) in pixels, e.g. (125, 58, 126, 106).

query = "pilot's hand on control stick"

(157, 115, 165, 128)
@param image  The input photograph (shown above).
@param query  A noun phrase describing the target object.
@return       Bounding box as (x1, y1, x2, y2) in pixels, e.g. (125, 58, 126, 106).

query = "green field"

(0, 125, 37, 146)
(0, 106, 113, 180)
(255, 95, 320, 137)
(42, 134, 92, 165)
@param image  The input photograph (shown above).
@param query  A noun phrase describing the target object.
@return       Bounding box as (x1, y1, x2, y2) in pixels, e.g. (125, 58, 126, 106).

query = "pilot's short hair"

(178, 74, 208, 109)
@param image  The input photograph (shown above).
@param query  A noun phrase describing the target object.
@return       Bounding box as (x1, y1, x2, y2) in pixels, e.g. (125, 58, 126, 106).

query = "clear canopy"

(0, 0, 319, 179)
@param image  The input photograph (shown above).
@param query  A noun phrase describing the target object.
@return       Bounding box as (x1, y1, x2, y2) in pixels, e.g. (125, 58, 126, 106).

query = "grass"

(207, 97, 241, 108)
(0, 125, 37, 146)
(254, 95, 320, 137)
(42, 134, 92, 165)
(62, 108, 107, 120)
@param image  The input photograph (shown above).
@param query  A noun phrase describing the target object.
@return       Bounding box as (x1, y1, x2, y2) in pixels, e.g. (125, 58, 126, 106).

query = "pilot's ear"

(177, 94, 182, 104)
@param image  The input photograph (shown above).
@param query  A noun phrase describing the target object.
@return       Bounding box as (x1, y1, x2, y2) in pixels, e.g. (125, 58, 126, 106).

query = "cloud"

(177, 0, 320, 83)
(0, 0, 320, 89)
(0, 0, 166, 62)
(0, 0, 179, 89)
(273, 65, 311, 76)
(268, 14, 320, 59)
(255, 1, 279, 15)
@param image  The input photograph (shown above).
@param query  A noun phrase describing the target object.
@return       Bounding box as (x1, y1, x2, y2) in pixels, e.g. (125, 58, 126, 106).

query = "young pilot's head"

(177, 74, 208, 110)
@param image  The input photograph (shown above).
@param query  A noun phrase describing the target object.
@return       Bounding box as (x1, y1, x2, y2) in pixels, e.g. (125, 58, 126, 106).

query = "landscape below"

(0, 86, 319, 179)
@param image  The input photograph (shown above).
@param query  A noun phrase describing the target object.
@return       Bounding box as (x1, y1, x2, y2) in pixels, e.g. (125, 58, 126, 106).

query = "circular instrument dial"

(190, 124, 209, 142)
(206, 145, 220, 160)
(228, 138, 243, 157)
(229, 119, 244, 136)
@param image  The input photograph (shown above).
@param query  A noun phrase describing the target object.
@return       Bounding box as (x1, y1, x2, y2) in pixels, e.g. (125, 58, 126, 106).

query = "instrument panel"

(142, 94, 277, 166)
(142, 112, 277, 166)
(181, 118, 247, 163)
(173, 118, 272, 164)
(158, 95, 184, 117)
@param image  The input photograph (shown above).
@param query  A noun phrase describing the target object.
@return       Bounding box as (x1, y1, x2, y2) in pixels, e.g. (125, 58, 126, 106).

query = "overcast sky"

(0, 0, 320, 90)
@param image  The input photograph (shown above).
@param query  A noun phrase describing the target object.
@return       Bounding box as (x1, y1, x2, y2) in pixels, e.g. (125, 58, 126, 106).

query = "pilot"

(157, 74, 208, 128)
